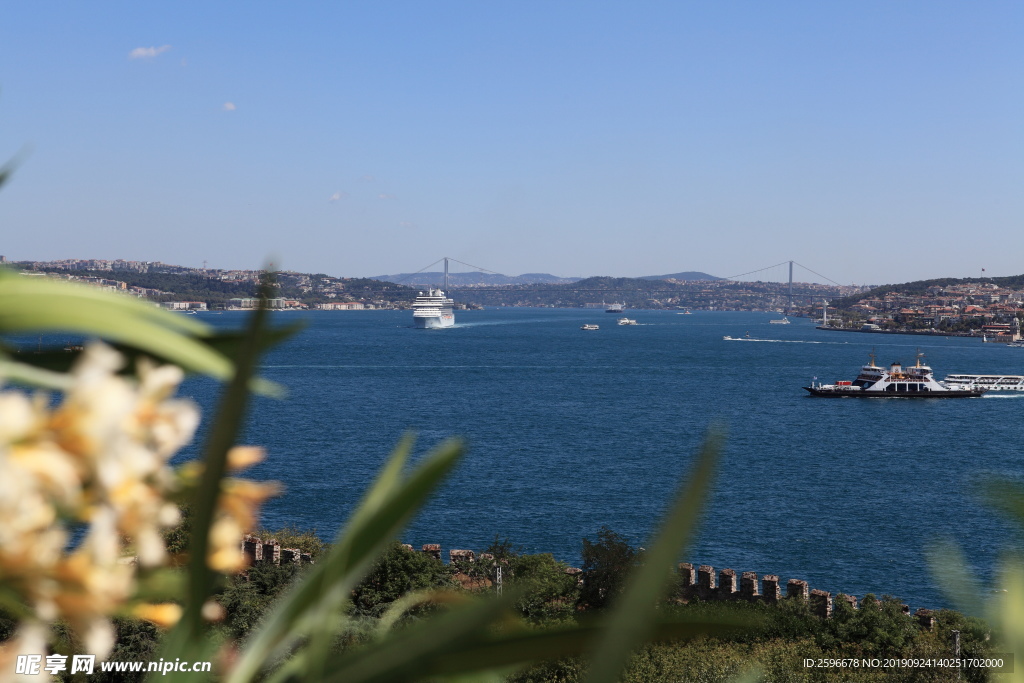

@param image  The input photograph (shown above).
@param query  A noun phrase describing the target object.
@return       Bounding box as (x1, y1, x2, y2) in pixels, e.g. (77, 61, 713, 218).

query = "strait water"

(182, 308, 1024, 610)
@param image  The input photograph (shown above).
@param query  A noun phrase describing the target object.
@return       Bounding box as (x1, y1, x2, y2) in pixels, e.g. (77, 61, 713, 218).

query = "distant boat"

(413, 288, 455, 329)
(770, 316, 790, 325)
(606, 303, 625, 314)
(806, 352, 986, 398)
(617, 317, 637, 326)
(581, 324, 600, 331)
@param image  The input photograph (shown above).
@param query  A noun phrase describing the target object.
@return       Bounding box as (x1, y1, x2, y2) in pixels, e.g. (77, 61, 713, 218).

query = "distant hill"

(371, 271, 581, 286)
(830, 274, 1024, 310)
(374, 270, 723, 286)
(639, 271, 721, 281)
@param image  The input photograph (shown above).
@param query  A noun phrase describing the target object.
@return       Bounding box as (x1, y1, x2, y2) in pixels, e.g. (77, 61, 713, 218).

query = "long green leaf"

(0, 273, 232, 379)
(226, 437, 464, 683)
(584, 429, 723, 683)
(926, 539, 987, 618)
(980, 478, 1024, 528)
(255, 434, 419, 683)
(152, 292, 270, 682)
(0, 356, 72, 390)
(324, 593, 517, 683)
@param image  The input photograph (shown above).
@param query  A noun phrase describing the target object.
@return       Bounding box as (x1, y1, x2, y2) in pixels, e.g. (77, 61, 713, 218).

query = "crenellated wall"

(241, 534, 314, 567)
(675, 562, 929, 625)
(275, 538, 935, 629)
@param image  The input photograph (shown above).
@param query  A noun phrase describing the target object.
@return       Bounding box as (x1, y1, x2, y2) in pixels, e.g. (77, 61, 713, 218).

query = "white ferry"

(770, 316, 790, 325)
(412, 288, 455, 329)
(617, 317, 637, 326)
(606, 303, 625, 314)
(581, 324, 600, 331)
(805, 353, 986, 398)
(943, 373, 1024, 392)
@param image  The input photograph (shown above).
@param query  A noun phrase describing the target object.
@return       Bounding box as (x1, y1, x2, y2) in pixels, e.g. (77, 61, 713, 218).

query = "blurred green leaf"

(323, 607, 748, 683)
(0, 272, 229, 379)
(585, 429, 724, 683)
(993, 560, 1024, 683)
(926, 539, 987, 618)
(0, 326, 299, 377)
(979, 477, 1024, 527)
(0, 356, 71, 390)
(226, 436, 464, 683)
(154, 288, 270, 682)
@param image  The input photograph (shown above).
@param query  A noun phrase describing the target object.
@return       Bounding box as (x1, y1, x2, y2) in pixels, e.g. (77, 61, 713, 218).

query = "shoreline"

(815, 325, 981, 339)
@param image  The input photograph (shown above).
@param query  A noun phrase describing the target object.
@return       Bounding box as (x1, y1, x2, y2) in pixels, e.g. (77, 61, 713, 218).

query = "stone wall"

(676, 562, 931, 626)
(265, 536, 934, 629)
(241, 535, 314, 567)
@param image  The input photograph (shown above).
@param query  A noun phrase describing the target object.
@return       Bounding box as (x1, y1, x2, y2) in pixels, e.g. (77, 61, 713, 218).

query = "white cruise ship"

(412, 288, 455, 329)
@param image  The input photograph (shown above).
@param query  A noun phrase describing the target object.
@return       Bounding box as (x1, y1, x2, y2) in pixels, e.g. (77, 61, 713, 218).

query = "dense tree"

(349, 542, 458, 619)
(578, 526, 643, 611)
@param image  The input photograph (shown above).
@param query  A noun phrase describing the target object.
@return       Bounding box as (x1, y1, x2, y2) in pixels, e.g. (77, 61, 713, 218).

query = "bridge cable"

(722, 261, 791, 281)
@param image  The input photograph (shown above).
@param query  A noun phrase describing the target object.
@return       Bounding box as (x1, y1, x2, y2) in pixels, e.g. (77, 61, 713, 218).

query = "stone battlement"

(677, 562, 932, 627)
(242, 535, 314, 567)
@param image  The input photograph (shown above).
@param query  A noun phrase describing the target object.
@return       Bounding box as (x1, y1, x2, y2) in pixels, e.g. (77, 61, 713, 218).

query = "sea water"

(181, 308, 1024, 610)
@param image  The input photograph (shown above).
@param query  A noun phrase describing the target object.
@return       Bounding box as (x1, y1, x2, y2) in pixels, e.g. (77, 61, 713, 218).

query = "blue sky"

(0, 1, 1021, 285)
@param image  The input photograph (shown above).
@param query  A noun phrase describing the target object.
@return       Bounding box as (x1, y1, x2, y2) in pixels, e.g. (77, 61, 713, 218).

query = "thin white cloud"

(223, 102, 236, 111)
(329, 191, 348, 202)
(378, 193, 395, 200)
(129, 45, 171, 60)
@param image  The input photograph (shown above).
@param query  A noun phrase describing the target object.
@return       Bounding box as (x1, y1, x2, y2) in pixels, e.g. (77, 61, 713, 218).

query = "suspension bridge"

(381, 258, 860, 313)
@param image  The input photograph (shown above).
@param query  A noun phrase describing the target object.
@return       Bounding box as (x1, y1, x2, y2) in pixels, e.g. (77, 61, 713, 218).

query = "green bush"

(349, 542, 458, 619)
(217, 562, 301, 640)
(578, 526, 643, 611)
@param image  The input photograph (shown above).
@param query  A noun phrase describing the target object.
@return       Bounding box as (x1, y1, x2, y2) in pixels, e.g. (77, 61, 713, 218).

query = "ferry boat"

(943, 373, 1024, 392)
(770, 316, 790, 324)
(606, 303, 625, 314)
(617, 317, 637, 326)
(581, 324, 600, 331)
(412, 288, 455, 329)
(804, 353, 986, 398)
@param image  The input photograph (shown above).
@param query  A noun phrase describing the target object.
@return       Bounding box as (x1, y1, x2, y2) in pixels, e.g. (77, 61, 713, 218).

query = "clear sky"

(1, 1, 1021, 285)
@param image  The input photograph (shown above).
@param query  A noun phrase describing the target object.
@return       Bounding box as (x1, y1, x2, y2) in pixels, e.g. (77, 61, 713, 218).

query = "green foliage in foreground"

(510, 599, 995, 682)
(99, 525, 999, 682)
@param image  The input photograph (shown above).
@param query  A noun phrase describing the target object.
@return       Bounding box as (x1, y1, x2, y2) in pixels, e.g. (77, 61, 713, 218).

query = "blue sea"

(182, 308, 1024, 611)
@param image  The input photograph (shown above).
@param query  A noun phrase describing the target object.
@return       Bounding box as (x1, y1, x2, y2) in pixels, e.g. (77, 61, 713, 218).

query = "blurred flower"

(0, 342, 217, 659)
(208, 478, 281, 572)
(132, 602, 183, 628)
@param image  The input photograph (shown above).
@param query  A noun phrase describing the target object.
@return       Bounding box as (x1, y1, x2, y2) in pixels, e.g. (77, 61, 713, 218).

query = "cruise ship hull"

(412, 286, 455, 329)
(414, 313, 455, 329)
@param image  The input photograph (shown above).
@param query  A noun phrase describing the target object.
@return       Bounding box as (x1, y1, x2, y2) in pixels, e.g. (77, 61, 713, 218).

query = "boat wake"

(724, 338, 845, 344)
(439, 318, 555, 328)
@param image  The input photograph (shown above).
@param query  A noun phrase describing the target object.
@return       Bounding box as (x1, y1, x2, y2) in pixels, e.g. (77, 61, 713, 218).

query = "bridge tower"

(787, 261, 793, 314)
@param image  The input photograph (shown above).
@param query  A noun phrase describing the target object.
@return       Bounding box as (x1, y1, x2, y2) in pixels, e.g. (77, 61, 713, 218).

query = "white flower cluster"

(0, 344, 200, 661)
